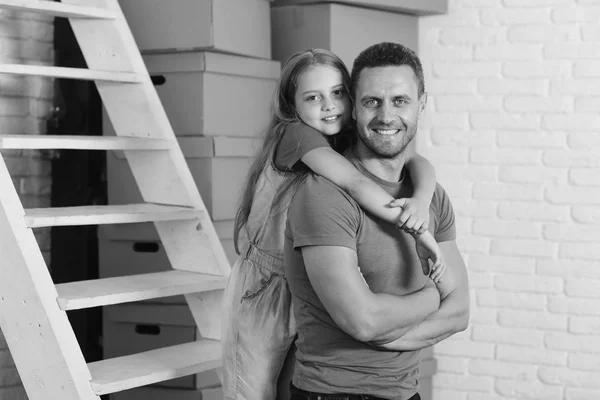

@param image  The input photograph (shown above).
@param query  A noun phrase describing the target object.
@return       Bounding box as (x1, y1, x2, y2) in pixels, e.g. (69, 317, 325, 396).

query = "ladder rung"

(0, 65, 142, 83)
(0, 135, 173, 150)
(55, 270, 227, 310)
(88, 339, 221, 395)
(0, 0, 119, 19)
(24, 204, 202, 228)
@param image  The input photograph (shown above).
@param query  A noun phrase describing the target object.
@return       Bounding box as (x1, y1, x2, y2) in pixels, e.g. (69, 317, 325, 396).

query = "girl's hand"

(388, 197, 431, 235)
(413, 231, 446, 284)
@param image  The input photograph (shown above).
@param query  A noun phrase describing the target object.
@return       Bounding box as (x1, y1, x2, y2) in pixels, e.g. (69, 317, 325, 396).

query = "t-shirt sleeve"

(274, 122, 331, 171)
(287, 176, 360, 251)
(432, 183, 457, 243)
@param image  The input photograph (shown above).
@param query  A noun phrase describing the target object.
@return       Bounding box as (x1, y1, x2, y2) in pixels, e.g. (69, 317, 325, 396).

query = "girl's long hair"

(233, 49, 352, 254)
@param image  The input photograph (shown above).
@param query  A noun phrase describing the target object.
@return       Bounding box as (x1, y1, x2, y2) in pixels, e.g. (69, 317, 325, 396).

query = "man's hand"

(412, 230, 446, 283)
(388, 197, 430, 235)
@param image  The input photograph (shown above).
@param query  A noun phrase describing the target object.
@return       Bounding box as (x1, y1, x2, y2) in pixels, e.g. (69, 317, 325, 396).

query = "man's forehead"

(355, 65, 419, 96)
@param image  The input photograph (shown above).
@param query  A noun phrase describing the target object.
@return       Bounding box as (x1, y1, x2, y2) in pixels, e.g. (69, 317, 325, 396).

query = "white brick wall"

(0, 5, 54, 400)
(419, 1, 600, 398)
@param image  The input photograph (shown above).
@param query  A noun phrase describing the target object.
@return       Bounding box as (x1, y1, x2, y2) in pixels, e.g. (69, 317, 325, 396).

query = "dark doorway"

(50, 16, 105, 365)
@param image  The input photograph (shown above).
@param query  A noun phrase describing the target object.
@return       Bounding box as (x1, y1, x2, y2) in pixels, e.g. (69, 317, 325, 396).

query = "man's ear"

(418, 92, 428, 118)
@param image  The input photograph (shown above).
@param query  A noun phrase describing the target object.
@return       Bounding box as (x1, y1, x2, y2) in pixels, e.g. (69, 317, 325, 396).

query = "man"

(283, 42, 470, 400)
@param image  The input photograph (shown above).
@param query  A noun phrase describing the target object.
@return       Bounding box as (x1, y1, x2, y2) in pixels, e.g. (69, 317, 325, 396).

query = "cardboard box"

(271, 0, 447, 16)
(103, 303, 222, 391)
(106, 136, 260, 221)
(113, 51, 279, 137)
(119, 0, 272, 58)
(271, 3, 418, 70)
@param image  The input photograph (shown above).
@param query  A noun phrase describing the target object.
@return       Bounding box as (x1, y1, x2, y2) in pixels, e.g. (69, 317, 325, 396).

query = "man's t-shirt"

(284, 150, 456, 400)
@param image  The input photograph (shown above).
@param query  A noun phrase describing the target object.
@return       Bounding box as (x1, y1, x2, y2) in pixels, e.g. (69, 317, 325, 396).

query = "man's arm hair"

(302, 245, 440, 342)
(372, 240, 470, 350)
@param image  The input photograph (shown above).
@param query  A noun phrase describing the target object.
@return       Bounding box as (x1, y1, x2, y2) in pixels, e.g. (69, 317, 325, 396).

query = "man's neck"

(352, 142, 408, 182)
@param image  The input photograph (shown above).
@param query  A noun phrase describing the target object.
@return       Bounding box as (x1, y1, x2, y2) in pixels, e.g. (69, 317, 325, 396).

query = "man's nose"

(377, 102, 396, 124)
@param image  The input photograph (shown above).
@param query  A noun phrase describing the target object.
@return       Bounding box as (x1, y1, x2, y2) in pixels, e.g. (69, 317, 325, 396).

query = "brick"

(537, 259, 600, 279)
(498, 309, 567, 331)
(467, 271, 493, 289)
(546, 332, 600, 353)
(434, 338, 495, 358)
(420, 10, 481, 28)
(477, 289, 546, 310)
(552, 6, 600, 23)
(503, 0, 572, 5)
(544, 149, 600, 167)
(439, 27, 502, 45)
(455, 217, 473, 235)
(566, 388, 600, 400)
(546, 42, 600, 59)
(472, 325, 543, 346)
(428, 44, 474, 61)
(570, 316, 600, 334)
(572, 206, 600, 224)
(478, 78, 548, 95)
(570, 168, 600, 186)
(507, 23, 580, 43)
(435, 95, 503, 112)
(466, 395, 505, 400)
(491, 238, 558, 258)
(422, 146, 468, 164)
(437, 166, 496, 183)
(428, 78, 478, 94)
(3, 157, 51, 177)
(575, 97, 600, 113)
(469, 307, 498, 324)
(18, 176, 51, 196)
(539, 366, 600, 388)
(475, 44, 543, 61)
(435, 356, 469, 374)
(499, 166, 567, 185)
(569, 353, 600, 371)
(456, 235, 490, 254)
(546, 185, 600, 205)
(560, 243, 600, 261)
(0, 368, 21, 386)
(456, 0, 501, 7)
(497, 344, 567, 366)
(495, 379, 564, 400)
(543, 114, 600, 131)
(494, 274, 563, 294)
(426, 112, 470, 129)
(432, 390, 468, 400)
(432, 373, 493, 392)
(480, 8, 550, 25)
(0, 386, 27, 400)
(573, 61, 600, 77)
(469, 359, 536, 380)
(582, 23, 600, 41)
(551, 79, 600, 96)
(432, 61, 501, 79)
(470, 148, 542, 165)
(475, 181, 544, 202)
(430, 128, 495, 147)
(504, 96, 573, 113)
(544, 223, 600, 242)
(472, 218, 542, 237)
(451, 198, 496, 218)
(498, 130, 567, 149)
(434, 180, 473, 201)
(569, 132, 600, 148)
(549, 296, 600, 316)
(503, 60, 571, 78)
(468, 254, 536, 274)
(471, 113, 540, 130)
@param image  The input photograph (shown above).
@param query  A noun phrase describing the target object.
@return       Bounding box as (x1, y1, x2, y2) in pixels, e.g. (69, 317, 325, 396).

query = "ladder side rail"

(64, 0, 230, 276)
(0, 155, 99, 400)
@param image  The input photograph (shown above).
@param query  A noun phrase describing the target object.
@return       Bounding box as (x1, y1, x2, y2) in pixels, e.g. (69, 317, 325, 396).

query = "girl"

(221, 49, 444, 400)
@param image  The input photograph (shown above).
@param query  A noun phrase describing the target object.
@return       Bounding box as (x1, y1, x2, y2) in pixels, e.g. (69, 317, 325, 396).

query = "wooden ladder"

(0, 1, 231, 399)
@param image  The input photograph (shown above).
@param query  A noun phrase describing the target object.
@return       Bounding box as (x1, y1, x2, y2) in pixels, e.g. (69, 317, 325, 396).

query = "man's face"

(352, 65, 426, 159)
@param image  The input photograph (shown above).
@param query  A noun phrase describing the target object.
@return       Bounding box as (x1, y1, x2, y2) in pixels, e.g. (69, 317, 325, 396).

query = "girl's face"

(293, 64, 351, 136)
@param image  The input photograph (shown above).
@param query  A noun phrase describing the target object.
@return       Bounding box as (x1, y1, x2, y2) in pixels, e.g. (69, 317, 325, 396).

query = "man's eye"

(364, 99, 378, 107)
(395, 98, 408, 106)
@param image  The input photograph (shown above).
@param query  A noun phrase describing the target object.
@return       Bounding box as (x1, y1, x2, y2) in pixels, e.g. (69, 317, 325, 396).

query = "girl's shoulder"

(274, 122, 330, 172)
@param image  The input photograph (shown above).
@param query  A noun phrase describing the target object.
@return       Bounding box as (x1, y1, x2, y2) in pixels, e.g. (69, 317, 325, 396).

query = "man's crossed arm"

(302, 240, 469, 349)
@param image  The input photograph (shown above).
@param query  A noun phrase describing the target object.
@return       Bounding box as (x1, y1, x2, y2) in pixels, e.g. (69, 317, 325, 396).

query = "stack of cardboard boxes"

(101, 1, 280, 399)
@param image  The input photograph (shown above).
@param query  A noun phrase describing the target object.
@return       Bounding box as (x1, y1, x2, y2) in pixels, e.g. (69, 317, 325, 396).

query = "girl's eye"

(305, 95, 319, 101)
(332, 89, 345, 97)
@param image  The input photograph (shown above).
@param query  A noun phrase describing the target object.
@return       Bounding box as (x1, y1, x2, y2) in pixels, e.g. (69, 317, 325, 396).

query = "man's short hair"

(350, 42, 426, 99)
